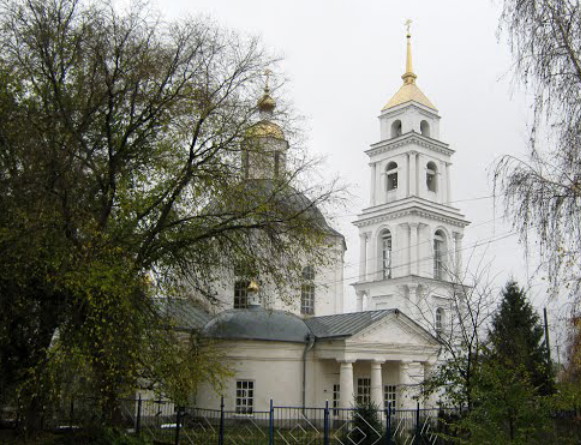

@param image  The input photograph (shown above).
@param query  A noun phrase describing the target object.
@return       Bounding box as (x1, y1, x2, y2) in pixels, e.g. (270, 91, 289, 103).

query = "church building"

(187, 29, 470, 414)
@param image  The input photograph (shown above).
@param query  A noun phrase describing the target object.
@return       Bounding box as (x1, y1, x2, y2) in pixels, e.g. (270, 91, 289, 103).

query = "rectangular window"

(333, 384, 340, 416)
(384, 385, 397, 411)
(235, 380, 254, 414)
(234, 280, 249, 309)
(300, 283, 315, 315)
(357, 378, 371, 405)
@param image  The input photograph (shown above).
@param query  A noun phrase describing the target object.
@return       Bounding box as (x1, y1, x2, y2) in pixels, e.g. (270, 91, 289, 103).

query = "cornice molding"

(368, 132, 453, 158)
(353, 207, 469, 228)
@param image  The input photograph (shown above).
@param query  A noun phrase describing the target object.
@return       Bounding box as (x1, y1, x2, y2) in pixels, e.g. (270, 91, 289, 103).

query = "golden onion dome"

(245, 120, 285, 140)
(257, 93, 276, 113)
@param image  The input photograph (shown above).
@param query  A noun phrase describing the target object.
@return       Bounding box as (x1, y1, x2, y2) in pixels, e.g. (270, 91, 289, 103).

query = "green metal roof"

(304, 310, 398, 339)
(202, 306, 311, 343)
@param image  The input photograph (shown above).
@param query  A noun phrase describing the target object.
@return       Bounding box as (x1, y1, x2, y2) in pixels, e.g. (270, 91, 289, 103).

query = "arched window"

(433, 230, 446, 280)
(234, 280, 250, 309)
(386, 162, 398, 191)
(420, 120, 431, 137)
(435, 307, 445, 335)
(301, 266, 315, 315)
(381, 230, 392, 279)
(426, 161, 437, 192)
(391, 120, 402, 138)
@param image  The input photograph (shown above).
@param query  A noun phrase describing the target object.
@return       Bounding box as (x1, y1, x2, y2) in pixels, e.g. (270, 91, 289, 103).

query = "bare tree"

(415, 252, 497, 409)
(495, 0, 581, 297)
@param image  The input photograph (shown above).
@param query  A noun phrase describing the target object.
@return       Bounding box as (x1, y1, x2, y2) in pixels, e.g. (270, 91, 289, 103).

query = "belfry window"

(391, 120, 402, 138)
(433, 230, 445, 280)
(420, 120, 431, 137)
(381, 230, 392, 279)
(426, 161, 437, 192)
(386, 162, 398, 191)
(301, 266, 315, 315)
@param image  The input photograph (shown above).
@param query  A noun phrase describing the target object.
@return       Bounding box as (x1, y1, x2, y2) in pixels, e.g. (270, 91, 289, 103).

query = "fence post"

(415, 402, 420, 445)
(268, 399, 274, 445)
(385, 405, 391, 445)
(69, 397, 74, 430)
(324, 400, 330, 445)
(218, 396, 225, 445)
(135, 395, 142, 435)
(174, 406, 182, 445)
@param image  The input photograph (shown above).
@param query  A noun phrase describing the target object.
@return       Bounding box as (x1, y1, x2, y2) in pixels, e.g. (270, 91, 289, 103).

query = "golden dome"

(245, 120, 285, 140)
(383, 82, 436, 110)
(257, 93, 276, 112)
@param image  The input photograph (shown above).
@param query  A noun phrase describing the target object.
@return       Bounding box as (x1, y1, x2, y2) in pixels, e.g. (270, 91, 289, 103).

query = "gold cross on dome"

(405, 19, 412, 36)
(264, 69, 272, 91)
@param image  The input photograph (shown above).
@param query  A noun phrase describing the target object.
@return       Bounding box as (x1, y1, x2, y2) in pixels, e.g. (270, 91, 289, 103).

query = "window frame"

(433, 231, 445, 280)
(386, 162, 398, 191)
(300, 266, 315, 315)
(357, 377, 371, 405)
(234, 280, 250, 309)
(381, 230, 393, 279)
(384, 384, 397, 411)
(235, 380, 254, 415)
(426, 161, 437, 193)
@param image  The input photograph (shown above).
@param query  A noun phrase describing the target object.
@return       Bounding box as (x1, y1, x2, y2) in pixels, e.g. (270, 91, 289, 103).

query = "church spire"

(401, 19, 417, 85)
(382, 20, 436, 111)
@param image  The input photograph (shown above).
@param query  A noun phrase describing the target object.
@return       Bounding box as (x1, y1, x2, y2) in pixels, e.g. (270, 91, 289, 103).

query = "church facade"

(188, 30, 469, 414)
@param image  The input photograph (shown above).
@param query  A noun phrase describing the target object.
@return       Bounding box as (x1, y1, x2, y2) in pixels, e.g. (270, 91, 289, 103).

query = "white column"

(409, 152, 417, 196)
(370, 163, 377, 205)
(406, 153, 411, 197)
(399, 361, 424, 409)
(416, 153, 423, 198)
(339, 360, 355, 410)
(359, 233, 368, 280)
(366, 232, 375, 282)
(446, 162, 452, 204)
(370, 361, 384, 409)
(409, 222, 418, 275)
(438, 161, 446, 204)
(454, 232, 464, 279)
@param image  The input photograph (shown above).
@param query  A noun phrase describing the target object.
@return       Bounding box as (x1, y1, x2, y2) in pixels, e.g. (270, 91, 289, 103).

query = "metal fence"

(126, 398, 458, 445)
(0, 396, 460, 444)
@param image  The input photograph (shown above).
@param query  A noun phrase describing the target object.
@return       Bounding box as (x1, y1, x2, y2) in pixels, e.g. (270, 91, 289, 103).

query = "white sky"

(148, 0, 567, 350)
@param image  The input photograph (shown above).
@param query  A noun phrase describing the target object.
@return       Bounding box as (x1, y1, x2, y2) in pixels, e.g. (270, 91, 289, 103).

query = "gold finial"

(264, 69, 271, 93)
(257, 68, 276, 113)
(402, 19, 417, 85)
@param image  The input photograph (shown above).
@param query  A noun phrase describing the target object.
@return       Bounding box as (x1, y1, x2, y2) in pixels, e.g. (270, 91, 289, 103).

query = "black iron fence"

(4, 396, 456, 444)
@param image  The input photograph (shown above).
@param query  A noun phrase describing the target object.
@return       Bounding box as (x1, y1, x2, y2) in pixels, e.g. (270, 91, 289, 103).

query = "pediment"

(346, 311, 439, 347)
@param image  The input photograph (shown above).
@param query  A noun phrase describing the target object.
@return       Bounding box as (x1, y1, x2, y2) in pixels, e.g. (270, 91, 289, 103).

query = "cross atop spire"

(257, 68, 276, 114)
(402, 19, 417, 85)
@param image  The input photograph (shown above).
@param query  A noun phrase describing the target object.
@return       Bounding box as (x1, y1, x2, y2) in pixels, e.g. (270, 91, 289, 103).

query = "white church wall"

(194, 340, 305, 411)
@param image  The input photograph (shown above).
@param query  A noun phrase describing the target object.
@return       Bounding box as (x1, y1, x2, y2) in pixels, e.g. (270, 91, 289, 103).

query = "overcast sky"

(145, 0, 567, 337)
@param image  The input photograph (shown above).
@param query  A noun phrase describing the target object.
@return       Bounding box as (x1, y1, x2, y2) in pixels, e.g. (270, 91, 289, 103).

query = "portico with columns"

(306, 309, 440, 410)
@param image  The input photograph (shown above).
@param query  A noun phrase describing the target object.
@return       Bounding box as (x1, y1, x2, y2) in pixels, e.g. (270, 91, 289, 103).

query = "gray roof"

(161, 298, 212, 330)
(202, 306, 311, 343)
(304, 310, 398, 339)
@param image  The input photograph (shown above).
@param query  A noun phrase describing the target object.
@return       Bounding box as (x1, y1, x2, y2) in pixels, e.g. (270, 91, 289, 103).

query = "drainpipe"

(302, 333, 315, 413)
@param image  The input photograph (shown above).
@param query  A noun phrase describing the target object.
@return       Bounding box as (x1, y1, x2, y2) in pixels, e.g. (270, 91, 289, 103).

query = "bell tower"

(352, 26, 470, 331)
